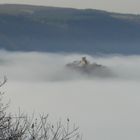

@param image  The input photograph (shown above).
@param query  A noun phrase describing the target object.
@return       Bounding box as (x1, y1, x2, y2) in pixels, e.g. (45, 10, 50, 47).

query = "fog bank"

(0, 51, 140, 81)
(0, 51, 140, 140)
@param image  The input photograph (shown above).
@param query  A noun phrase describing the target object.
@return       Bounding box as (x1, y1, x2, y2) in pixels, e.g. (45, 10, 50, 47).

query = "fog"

(0, 51, 140, 140)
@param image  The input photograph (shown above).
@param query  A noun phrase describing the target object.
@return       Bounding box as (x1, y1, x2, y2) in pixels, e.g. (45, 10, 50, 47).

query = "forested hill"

(0, 4, 140, 54)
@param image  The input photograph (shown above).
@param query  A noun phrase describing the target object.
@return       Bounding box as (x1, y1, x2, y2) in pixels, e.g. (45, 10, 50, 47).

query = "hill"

(0, 4, 140, 54)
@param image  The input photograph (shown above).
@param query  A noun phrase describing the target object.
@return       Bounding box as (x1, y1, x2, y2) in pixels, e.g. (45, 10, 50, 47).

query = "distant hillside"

(0, 4, 140, 54)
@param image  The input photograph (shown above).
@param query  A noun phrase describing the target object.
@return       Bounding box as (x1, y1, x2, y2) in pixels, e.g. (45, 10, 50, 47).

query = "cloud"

(0, 51, 140, 140)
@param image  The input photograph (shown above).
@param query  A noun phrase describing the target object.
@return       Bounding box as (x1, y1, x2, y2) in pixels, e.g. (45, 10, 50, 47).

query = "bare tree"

(0, 77, 82, 140)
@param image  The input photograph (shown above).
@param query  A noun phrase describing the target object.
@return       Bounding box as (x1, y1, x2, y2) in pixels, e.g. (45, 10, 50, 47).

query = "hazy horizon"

(0, 0, 140, 14)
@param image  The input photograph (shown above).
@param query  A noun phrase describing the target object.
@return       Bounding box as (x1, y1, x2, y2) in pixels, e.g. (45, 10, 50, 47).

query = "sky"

(0, 0, 140, 14)
(1, 51, 140, 140)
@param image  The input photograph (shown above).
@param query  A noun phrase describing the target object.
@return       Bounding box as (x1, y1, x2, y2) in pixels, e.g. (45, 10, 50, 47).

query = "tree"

(0, 77, 81, 140)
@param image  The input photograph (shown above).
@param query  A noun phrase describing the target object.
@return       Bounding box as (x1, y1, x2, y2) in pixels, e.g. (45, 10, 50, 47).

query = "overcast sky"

(0, 0, 140, 14)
